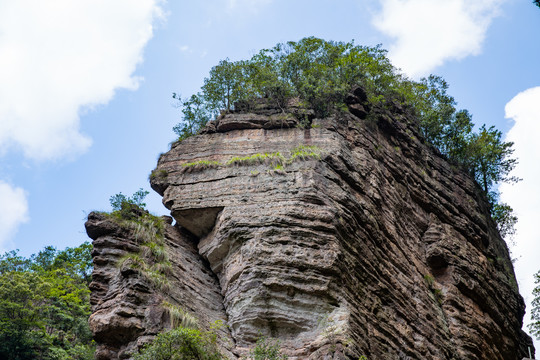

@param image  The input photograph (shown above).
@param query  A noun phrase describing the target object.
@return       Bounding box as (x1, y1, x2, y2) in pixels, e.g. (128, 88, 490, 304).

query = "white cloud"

(0, 181, 29, 251)
(0, 0, 164, 161)
(372, 0, 504, 77)
(501, 86, 540, 347)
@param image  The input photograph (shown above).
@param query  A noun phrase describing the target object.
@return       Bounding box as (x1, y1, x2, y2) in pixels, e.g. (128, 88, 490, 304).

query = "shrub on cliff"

(248, 336, 288, 360)
(133, 326, 222, 360)
(109, 188, 150, 221)
(172, 37, 519, 241)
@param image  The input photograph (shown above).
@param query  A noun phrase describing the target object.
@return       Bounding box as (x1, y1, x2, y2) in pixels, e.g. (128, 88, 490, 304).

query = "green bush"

(0, 244, 95, 360)
(133, 326, 222, 360)
(109, 188, 150, 221)
(248, 336, 288, 360)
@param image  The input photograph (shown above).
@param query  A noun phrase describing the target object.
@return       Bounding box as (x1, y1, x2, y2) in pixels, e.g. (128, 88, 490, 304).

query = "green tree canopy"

(0, 243, 94, 360)
(172, 37, 519, 241)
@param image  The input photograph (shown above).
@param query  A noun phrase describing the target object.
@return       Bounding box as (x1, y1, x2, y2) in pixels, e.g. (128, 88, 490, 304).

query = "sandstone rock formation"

(86, 91, 535, 359)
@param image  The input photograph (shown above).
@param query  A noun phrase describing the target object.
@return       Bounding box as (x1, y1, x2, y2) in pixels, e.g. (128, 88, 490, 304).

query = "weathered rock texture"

(87, 93, 535, 359)
(86, 213, 235, 359)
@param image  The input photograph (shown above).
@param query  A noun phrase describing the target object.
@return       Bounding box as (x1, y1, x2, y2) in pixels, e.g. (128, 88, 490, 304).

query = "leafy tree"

(202, 59, 249, 112)
(51, 242, 93, 284)
(535, 0, 540, 8)
(0, 250, 31, 273)
(442, 109, 474, 164)
(410, 75, 457, 149)
(173, 93, 212, 141)
(530, 270, 540, 340)
(490, 200, 518, 242)
(467, 125, 518, 194)
(171, 37, 519, 242)
(0, 243, 94, 360)
(171, 37, 406, 132)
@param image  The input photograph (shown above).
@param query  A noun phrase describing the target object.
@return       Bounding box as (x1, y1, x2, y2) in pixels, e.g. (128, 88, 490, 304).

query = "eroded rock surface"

(88, 94, 534, 359)
(86, 212, 235, 359)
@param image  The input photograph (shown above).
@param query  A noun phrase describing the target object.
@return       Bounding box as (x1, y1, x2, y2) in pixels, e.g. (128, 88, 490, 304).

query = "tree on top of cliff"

(172, 37, 518, 241)
(172, 37, 405, 138)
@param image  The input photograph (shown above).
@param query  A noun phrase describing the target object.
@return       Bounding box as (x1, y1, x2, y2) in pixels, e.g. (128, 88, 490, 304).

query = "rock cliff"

(86, 90, 535, 359)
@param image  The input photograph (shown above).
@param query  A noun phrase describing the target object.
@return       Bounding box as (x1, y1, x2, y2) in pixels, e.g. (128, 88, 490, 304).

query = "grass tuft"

(162, 301, 199, 330)
(225, 152, 285, 167)
(181, 160, 220, 172)
(177, 144, 324, 174)
(288, 145, 322, 163)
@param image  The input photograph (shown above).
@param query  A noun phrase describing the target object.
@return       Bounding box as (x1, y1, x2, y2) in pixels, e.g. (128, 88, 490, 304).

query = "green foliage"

(172, 37, 407, 136)
(182, 160, 221, 171)
(150, 169, 168, 181)
(173, 93, 213, 141)
(134, 324, 288, 360)
(424, 274, 443, 304)
(32, 242, 93, 284)
(180, 145, 322, 174)
(172, 37, 519, 241)
(288, 145, 322, 162)
(226, 152, 285, 167)
(248, 336, 288, 360)
(109, 188, 150, 221)
(133, 326, 222, 360)
(423, 274, 435, 287)
(409, 75, 457, 149)
(107, 194, 172, 292)
(467, 125, 519, 193)
(529, 270, 540, 340)
(490, 196, 518, 242)
(535, 0, 540, 8)
(0, 243, 94, 360)
(202, 58, 250, 112)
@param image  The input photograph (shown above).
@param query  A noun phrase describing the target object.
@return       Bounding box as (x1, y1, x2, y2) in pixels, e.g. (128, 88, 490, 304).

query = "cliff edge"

(86, 90, 534, 359)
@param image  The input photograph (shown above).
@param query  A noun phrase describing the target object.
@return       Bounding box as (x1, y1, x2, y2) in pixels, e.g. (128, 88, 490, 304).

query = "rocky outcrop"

(86, 212, 235, 359)
(87, 92, 534, 359)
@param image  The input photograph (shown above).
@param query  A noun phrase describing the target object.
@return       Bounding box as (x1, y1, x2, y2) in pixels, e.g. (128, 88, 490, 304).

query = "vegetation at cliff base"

(529, 270, 540, 340)
(134, 324, 289, 360)
(133, 326, 222, 360)
(172, 37, 519, 241)
(0, 243, 94, 360)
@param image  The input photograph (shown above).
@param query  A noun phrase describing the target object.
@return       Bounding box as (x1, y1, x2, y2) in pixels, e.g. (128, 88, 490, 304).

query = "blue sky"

(0, 0, 539, 347)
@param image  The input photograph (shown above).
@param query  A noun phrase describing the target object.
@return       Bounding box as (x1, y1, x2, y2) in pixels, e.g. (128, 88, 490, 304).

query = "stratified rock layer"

(86, 213, 235, 359)
(88, 95, 534, 359)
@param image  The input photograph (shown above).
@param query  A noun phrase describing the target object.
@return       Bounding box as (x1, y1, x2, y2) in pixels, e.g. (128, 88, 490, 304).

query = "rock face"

(87, 93, 535, 359)
(86, 212, 235, 359)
